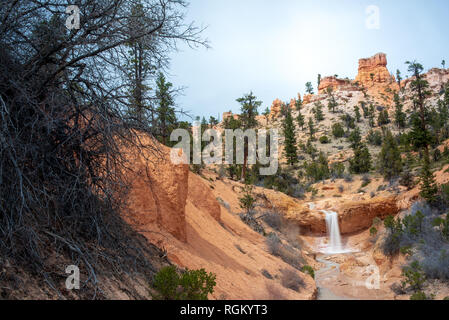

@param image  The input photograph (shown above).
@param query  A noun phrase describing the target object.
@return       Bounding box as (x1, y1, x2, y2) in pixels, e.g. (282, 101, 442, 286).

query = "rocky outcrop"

(355, 53, 395, 88)
(336, 196, 399, 234)
(264, 191, 399, 235)
(123, 137, 189, 242)
(318, 76, 357, 94)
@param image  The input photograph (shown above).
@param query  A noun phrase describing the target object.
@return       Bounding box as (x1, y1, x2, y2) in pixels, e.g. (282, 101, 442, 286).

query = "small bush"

(239, 184, 256, 214)
(262, 211, 283, 231)
(370, 227, 378, 237)
(332, 123, 345, 138)
(266, 233, 303, 270)
(152, 266, 217, 300)
(410, 291, 431, 300)
(280, 268, 305, 292)
(361, 174, 371, 188)
(338, 185, 344, 193)
(301, 265, 315, 279)
(319, 135, 330, 144)
(240, 213, 265, 235)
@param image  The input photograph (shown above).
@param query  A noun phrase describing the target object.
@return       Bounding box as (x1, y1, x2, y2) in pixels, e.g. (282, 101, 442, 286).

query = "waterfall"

(321, 210, 344, 254)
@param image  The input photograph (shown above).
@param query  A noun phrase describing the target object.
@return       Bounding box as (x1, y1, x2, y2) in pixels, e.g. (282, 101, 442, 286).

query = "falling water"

(321, 210, 345, 254)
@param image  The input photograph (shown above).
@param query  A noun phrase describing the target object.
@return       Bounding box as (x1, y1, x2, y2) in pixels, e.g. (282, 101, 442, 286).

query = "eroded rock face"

(318, 76, 356, 94)
(336, 196, 399, 234)
(123, 137, 189, 242)
(355, 53, 395, 87)
(264, 191, 399, 235)
(188, 172, 221, 222)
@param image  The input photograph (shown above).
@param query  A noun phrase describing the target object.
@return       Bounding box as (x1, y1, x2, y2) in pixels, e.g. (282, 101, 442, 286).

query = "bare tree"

(0, 0, 207, 298)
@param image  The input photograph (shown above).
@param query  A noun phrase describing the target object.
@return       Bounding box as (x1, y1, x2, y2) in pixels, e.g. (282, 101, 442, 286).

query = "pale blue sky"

(170, 0, 449, 121)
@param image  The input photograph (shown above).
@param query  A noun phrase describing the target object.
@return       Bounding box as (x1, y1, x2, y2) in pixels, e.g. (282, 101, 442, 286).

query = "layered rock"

(355, 53, 395, 87)
(264, 192, 399, 235)
(335, 196, 399, 234)
(318, 76, 357, 94)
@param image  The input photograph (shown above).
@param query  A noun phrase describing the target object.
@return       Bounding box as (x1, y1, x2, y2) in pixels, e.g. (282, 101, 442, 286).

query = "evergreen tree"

(223, 115, 242, 180)
(406, 61, 438, 203)
(394, 93, 406, 129)
(348, 126, 362, 149)
(283, 108, 298, 165)
(308, 117, 316, 141)
(296, 110, 305, 130)
(349, 144, 372, 174)
(396, 69, 402, 90)
(354, 105, 362, 122)
(313, 102, 325, 122)
(379, 130, 403, 180)
(348, 126, 371, 174)
(377, 109, 390, 126)
(155, 72, 176, 145)
(125, 2, 155, 123)
(368, 104, 376, 127)
(326, 87, 338, 113)
(236, 92, 261, 181)
(262, 107, 270, 118)
(305, 82, 314, 95)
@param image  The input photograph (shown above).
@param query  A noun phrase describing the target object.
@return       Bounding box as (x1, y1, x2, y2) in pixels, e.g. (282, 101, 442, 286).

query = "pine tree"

(349, 144, 372, 174)
(326, 87, 338, 113)
(420, 155, 438, 203)
(236, 92, 261, 181)
(354, 105, 362, 122)
(125, 2, 155, 123)
(368, 104, 376, 127)
(313, 102, 324, 122)
(396, 69, 402, 90)
(283, 108, 298, 165)
(308, 117, 316, 141)
(348, 127, 362, 149)
(394, 93, 406, 129)
(379, 130, 403, 180)
(348, 126, 371, 174)
(377, 109, 390, 126)
(305, 82, 314, 95)
(155, 72, 176, 145)
(296, 110, 305, 130)
(406, 61, 438, 203)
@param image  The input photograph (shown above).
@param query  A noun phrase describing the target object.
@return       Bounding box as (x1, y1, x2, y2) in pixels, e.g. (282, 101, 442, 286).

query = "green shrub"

(152, 266, 217, 300)
(332, 123, 345, 138)
(301, 265, 315, 279)
(319, 135, 330, 144)
(402, 210, 424, 237)
(402, 261, 426, 291)
(370, 227, 378, 237)
(410, 291, 430, 300)
(239, 184, 256, 214)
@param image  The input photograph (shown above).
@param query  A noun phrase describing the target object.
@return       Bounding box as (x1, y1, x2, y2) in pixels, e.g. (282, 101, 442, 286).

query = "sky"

(169, 0, 449, 122)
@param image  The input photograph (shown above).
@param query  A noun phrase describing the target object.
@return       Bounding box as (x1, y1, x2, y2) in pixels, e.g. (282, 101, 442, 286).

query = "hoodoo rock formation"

(355, 52, 395, 87)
